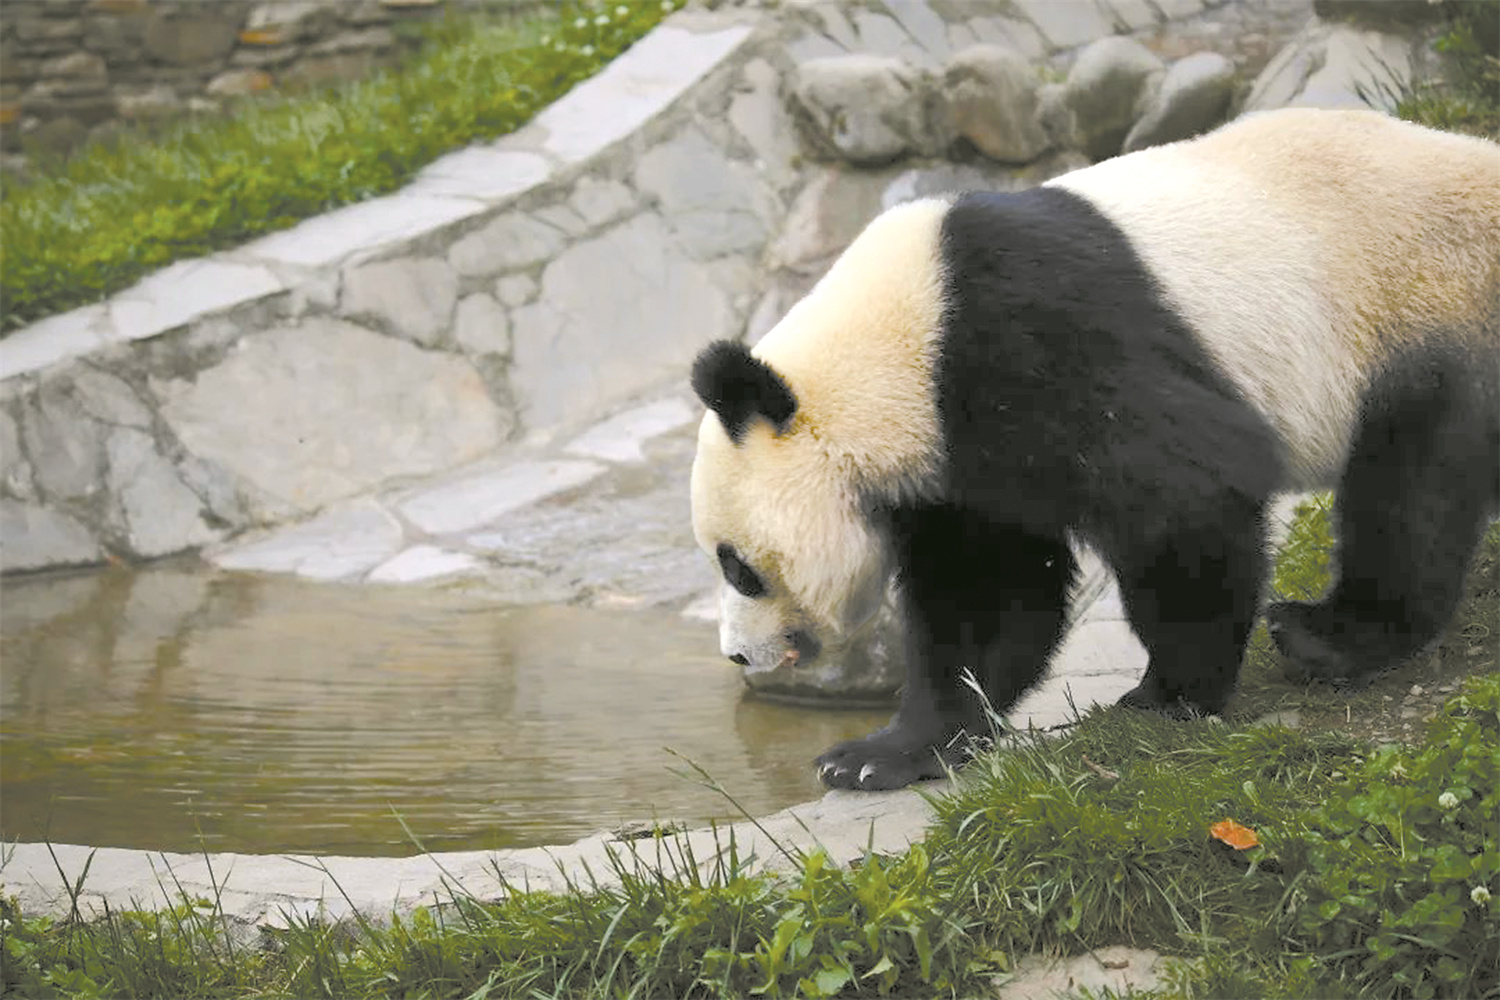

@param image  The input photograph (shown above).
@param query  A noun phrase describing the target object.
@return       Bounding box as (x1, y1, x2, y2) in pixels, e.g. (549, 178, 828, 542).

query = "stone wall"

(3, 0, 1441, 577)
(0, 0, 539, 167)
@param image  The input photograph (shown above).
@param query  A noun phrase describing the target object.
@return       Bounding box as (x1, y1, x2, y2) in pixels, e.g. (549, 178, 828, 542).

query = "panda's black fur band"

(692, 340, 797, 444)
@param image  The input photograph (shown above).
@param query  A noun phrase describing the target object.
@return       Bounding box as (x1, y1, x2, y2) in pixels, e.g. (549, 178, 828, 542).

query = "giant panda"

(689, 108, 1500, 791)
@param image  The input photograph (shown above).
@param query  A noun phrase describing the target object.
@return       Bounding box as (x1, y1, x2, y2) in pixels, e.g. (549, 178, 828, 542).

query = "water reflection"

(0, 565, 888, 856)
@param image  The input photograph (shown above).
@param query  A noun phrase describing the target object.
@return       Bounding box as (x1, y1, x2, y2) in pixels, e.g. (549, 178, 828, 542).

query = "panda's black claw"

(815, 734, 952, 790)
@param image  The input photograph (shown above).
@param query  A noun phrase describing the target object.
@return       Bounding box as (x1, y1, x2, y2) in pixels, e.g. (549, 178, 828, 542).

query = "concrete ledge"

(1, 785, 942, 932)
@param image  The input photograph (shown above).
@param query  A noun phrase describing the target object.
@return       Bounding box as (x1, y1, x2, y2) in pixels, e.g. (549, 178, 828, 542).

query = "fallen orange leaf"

(1209, 818, 1260, 850)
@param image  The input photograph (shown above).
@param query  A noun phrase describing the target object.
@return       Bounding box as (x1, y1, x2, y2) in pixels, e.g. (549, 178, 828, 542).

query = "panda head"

(687, 198, 952, 677)
(689, 341, 892, 675)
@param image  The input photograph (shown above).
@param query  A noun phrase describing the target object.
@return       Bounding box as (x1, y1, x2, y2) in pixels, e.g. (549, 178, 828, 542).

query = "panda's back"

(1047, 108, 1500, 488)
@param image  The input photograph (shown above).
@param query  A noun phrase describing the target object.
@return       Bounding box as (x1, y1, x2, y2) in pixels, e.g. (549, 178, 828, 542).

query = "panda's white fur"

(690, 108, 1500, 789)
(1050, 109, 1500, 486)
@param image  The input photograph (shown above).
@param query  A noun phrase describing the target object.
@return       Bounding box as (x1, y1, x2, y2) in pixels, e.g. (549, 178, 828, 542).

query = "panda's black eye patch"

(716, 543, 767, 598)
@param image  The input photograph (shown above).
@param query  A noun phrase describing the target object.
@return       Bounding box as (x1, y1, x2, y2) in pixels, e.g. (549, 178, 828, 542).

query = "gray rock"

(634, 127, 774, 259)
(569, 177, 636, 230)
(0, 499, 101, 573)
(1013, 0, 1115, 50)
(1099, 0, 1162, 32)
(156, 318, 504, 513)
(851, 9, 932, 67)
(728, 58, 800, 191)
(453, 293, 511, 357)
(212, 499, 406, 581)
(942, 45, 1051, 164)
(877, 0, 950, 61)
(1036, 81, 1075, 149)
(114, 84, 183, 122)
(1123, 51, 1235, 152)
(493, 274, 537, 309)
(0, 408, 35, 501)
(531, 204, 589, 238)
(142, 8, 239, 66)
(341, 257, 459, 348)
(1064, 36, 1165, 160)
(1151, 0, 1204, 17)
(38, 51, 107, 82)
(966, 16, 1046, 62)
(790, 55, 931, 165)
(177, 452, 251, 528)
(447, 212, 567, 278)
(21, 381, 105, 501)
(509, 215, 734, 431)
(71, 368, 152, 428)
(767, 168, 894, 275)
(105, 427, 219, 558)
(205, 68, 273, 97)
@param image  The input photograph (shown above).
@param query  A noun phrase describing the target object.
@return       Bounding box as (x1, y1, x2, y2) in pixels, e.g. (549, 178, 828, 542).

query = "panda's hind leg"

(1268, 352, 1500, 687)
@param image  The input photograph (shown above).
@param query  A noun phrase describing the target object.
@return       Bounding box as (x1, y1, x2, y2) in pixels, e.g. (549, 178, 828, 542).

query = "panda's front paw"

(814, 735, 954, 791)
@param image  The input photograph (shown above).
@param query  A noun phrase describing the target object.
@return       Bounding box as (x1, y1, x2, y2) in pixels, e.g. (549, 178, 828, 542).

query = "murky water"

(0, 565, 889, 857)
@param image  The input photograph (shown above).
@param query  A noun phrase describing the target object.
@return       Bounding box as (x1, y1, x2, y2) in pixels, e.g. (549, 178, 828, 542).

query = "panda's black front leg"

(816, 507, 1073, 791)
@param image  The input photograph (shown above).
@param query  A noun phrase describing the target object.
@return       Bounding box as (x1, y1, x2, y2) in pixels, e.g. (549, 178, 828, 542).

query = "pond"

(0, 565, 889, 857)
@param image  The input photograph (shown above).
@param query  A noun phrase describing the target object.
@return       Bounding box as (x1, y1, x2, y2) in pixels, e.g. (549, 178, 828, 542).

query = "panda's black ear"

(691, 340, 797, 444)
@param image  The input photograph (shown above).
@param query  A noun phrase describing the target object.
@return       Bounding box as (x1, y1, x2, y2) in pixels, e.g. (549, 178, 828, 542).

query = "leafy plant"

(1271, 673, 1500, 999)
(1394, 1, 1500, 138)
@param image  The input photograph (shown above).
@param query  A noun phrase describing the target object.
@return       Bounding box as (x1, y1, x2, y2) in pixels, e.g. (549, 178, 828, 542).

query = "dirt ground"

(1232, 525, 1499, 747)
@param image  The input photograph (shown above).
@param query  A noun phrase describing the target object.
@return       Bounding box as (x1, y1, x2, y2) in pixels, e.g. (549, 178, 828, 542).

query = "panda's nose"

(727, 653, 749, 667)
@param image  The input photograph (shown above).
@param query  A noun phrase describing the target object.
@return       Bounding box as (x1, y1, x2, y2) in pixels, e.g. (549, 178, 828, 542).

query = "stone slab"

(0, 498, 101, 572)
(0, 305, 110, 380)
(243, 193, 482, 268)
(211, 499, 404, 580)
(509, 213, 734, 430)
(528, 22, 754, 164)
(367, 545, 484, 584)
(1, 781, 942, 927)
(156, 318, 503, 513)
(403, 147, 552, 202)
(393, 458, 605, 535)
(563, 397, 697, 463)
(108, 258, 284, 343)
(1012, 0, 1115, 50)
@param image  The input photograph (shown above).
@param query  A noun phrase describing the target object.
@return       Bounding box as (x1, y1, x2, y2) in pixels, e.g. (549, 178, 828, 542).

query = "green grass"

(1390, 1, 1500, 138)
(6, 674, 1497, 999)
(0, 0, 681, 335)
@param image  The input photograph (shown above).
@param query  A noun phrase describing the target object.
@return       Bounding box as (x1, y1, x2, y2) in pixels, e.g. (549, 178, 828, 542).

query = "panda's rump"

(1048, 109, 1500, 491)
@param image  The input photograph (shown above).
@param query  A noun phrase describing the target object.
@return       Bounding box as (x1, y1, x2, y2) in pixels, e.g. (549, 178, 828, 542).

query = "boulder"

(790, 54, 931, 165)
(941, 44, 1051, 164)
(1063, 36, 1165, 160)
(1123, 51, 1236, 152)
